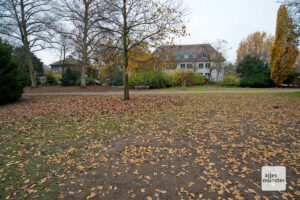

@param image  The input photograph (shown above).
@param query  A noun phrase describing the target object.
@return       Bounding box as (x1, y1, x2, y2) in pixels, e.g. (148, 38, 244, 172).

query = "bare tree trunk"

(122, 0, 129, 100)
(80, 1, 90, 88)
(62, 46, 66, 74)
(21, 0, 37, 87)
(80, 46, 87, 88)
(25, 48, 37, 88)
(80, 63, 86, 88)
(123, 61, 129, 100)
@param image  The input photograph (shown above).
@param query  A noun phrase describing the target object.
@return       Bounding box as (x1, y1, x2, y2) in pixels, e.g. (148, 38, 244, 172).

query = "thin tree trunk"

(122, 0, 129, 100)
(62, 46, 66, 74)
(60, 47, 63, 72)
(123, 62, 129, 100)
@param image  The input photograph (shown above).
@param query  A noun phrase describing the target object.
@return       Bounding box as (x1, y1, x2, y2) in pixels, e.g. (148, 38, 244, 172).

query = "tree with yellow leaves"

(128, 43, 153, 73)
(236, 31, 274, 64)
(269, 5, 298, 85)
(98, 0, 188, 100)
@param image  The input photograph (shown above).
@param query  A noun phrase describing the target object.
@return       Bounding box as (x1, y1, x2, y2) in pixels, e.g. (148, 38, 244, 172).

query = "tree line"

(234, 3, 299, 87)
(0, 0, 188, 100)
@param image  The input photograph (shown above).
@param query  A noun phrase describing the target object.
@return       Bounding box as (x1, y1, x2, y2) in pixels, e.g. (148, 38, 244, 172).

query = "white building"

(156, 44, 226, 81)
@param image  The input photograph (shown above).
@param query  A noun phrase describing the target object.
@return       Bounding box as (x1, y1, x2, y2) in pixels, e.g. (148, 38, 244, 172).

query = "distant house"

(49, 56, 81, 74)
(155, 44, 226, 81)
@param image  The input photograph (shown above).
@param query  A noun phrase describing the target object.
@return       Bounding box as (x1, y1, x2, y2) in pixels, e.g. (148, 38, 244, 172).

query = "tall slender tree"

(99, 0, 188, 100)
(0, 0, 54, 87)
(278, 0, 299, 42)
(269, 5, 298, 85)
(54, 0, 102, 88)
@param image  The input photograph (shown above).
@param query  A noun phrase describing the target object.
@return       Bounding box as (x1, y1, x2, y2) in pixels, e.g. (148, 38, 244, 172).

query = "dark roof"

(50, 56, 81, 66)
(155, 44, 225, 62)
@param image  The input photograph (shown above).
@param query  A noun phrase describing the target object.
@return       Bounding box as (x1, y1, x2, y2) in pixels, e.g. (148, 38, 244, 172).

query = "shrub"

(129, 71, 170, 88)
(239, 74, 273, 87)
(236, 55, 274, 87)
(293, 76, 300, 86)
(86, 77, 96, 85)
(207, 80, 217, 85)
(45, 71, 61, 85)
(0, 39, 26, 105)
(61, 68, 79, 86)
(100, 66, 123, 86)
(283, 68, 300, 86)
(220, 75, 239, 86)
(167, 70, 205, 87)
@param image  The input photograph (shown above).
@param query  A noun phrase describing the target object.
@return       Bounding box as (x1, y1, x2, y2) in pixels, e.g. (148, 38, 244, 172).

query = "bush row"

(128, 70, 206, 88)
(44, 69, 98, 86)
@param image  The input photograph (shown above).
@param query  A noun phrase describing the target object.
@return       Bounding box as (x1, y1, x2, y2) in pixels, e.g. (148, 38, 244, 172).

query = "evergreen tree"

(236, 55, 273, 87)
(61, 68, 79, 86)
(13, 47, 44, 85)
(0, 39, 26, 105)
(269, 5, 298, 85)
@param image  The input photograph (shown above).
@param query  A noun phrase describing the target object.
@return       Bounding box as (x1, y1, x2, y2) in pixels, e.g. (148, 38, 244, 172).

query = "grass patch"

(0, 94, 299, 199)
(151, 85, 292, 92)
(276, 91, 300, 97)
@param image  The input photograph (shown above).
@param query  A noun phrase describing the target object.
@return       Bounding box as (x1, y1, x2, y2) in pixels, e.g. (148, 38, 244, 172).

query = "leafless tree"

(54, 0, 102, 88)
(212, 40, 230, 81)
(51, 33, 73, 74)
(98, 0, 188, 100)
(202, 41, 227, 82)
(0, 0, 54, 87)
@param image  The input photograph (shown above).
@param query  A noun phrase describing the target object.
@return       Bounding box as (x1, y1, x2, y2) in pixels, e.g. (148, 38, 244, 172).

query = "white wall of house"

(173, 62, 224, 81)
(51, 66, 62, 73)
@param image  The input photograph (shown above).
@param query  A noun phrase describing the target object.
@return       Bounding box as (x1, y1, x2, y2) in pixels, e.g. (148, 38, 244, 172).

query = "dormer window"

(183, 52, 189, 59)
(202, 51, 208, 58)
(192, 52, 197, 58)
(175, 52, 180, 59)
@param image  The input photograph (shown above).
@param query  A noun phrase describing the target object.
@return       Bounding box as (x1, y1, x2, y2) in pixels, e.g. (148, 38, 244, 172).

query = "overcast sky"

(36, 0, 281, 66)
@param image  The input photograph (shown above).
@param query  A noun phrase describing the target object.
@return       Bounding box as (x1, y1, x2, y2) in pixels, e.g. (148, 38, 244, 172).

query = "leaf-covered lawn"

(0, 94, 299, 200)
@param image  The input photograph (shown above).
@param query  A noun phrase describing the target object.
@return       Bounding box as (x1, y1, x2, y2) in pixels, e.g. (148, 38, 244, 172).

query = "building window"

(192, 52, 197, 58)
(187, 64, 193, 69)
(205, 73, 210, 77)
(175, 52, 180, 59)
(202, 51, 208, 58)
(205, 63, 210, 69)
(180, 64, 185, 69)
(199, 63, 203, 69)
(183, 52, 189, 59)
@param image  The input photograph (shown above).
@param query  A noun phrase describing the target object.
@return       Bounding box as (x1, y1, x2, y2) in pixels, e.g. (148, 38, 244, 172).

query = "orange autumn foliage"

(269, 5, 298, 85)
(236, 31, 274, 64)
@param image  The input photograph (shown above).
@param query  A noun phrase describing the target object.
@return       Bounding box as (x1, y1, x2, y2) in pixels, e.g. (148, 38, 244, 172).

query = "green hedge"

(220, 75, 239, 86)
(45, 71, 61, 85)
(129, 70, 205, 88)
(168, 70, 205, 87)
(129, 71, 170, 88)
